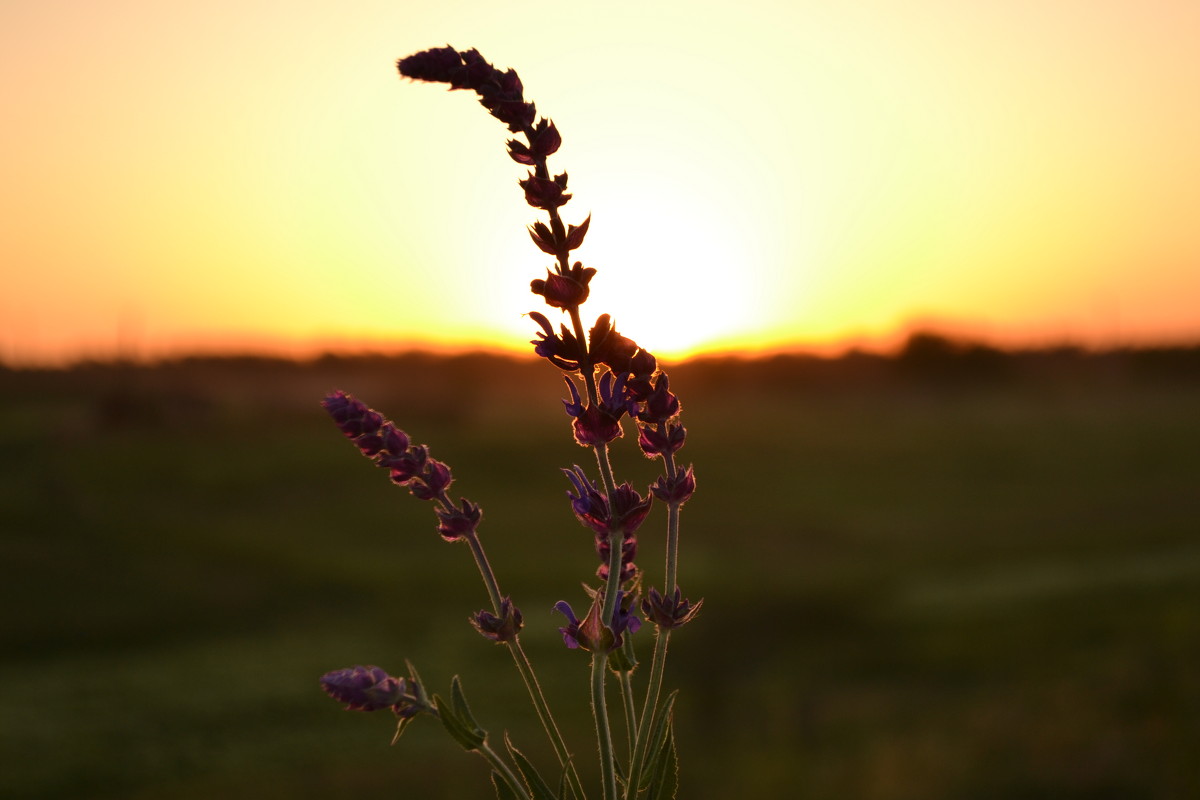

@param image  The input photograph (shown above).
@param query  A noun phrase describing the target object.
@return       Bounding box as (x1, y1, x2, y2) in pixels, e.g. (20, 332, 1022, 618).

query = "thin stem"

(510, 639, 588, 800)
(447, 505, 587, 800)
(618, 669, 637, 761)
(624, 629, 670, 799)
(591, 653, 619, 800)
(478, 740, 533, 800)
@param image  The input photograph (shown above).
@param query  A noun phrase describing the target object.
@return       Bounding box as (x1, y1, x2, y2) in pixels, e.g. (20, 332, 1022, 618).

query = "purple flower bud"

(320, 665, 407, 712)
(381, 423, 410, 454)
(520, 172, 571, 210)
(527, 221, 558, 254)
(396, 46, 463, 83)
(527, 118, 562, 159)
(610, 482, 653, 534)
(641, 586, 703, 630)
(572, 406, 623, 447)
(561, 376, 584, 418)
(470, 596, 524, 643)
(528, 311, 584, 371)
(435, 498, 481, 542)
(563, 466, 609, 533)
(563, 214, 591, 252)
(588, 315, 641, 376)
(532, 272, 589, 310)
(637, 374, 680, 423)
(651, 464, 696, 505)
(508, 138, 536, 165)
(553, 590, 639, 653)
(638, 422, 686, 457)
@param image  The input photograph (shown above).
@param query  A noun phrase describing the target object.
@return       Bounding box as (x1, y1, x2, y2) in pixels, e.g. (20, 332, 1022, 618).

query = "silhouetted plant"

(318, 47, 699, 800)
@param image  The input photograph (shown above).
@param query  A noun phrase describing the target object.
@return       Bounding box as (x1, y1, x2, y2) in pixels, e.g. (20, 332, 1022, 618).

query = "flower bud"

(470, 596, 524, 643)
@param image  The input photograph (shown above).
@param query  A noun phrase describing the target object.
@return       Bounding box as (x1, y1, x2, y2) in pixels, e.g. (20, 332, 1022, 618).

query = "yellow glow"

(2, 1, 1198, 365)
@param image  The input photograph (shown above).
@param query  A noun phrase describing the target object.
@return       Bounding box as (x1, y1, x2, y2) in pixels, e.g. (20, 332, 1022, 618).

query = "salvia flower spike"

(318, 45, 701, 800)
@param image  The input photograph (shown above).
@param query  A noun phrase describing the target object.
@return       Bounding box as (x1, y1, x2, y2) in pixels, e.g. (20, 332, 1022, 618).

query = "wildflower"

(527, 214, 591, 256)
(638, 422, 687, 458)
(529, 311, 584, 371)
(650, 464, 696, 504)
(531, 261, 595, 310)
(637, 374, 680, 424)
(507, 119, 562, 164)
(320, 665, 418, 715)
(520, 172, 571, 210)
(641, 587, 703, 630)
(553, 590, 640, 653)
(435, 498, 482, 542)
(470, 596, 524, 643)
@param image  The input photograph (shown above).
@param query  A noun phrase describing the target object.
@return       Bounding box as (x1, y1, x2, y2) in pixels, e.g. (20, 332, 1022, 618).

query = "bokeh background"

(3, 1, 1199, 798)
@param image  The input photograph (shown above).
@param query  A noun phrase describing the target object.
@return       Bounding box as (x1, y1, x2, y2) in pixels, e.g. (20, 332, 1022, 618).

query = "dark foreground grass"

(2, 351, 1198, 799)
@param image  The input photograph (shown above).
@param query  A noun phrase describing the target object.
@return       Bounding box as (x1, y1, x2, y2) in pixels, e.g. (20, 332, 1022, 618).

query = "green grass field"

(2, 349, 1198, 798)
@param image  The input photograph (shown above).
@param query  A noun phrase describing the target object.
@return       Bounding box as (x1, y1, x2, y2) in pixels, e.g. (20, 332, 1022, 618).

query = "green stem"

(618, 668, 637, 761)
(510, 639, 588, 800)
(478, 740, 533, 800)
(449, 509, 587, 800)
(591, 653, 619, 800)
(624, 629, 669, 799)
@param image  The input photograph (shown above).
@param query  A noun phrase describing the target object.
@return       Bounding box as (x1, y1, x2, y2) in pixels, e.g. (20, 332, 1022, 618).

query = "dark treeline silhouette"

(4, 331, 1198, 431)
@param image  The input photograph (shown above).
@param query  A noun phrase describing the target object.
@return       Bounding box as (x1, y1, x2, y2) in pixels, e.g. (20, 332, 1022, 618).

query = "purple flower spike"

(470, 596, 524, 643)
(320, 665, 407, 712)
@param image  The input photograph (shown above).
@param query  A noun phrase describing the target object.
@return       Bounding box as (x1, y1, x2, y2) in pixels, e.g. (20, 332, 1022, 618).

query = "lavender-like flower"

(554, 590, 641, 653)
(318, 47, 702, 800)
(321, 391, 475, 529)
(470, 596, 524, 643)
(320, 665, 422, 716)
(641, 586, 703, 630)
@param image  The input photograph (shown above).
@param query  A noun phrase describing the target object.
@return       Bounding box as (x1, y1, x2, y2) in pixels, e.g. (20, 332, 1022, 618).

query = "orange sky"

(2, 1, 1198, 365)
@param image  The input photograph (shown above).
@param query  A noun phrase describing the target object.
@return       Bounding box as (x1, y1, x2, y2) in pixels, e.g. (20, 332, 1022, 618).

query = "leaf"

(390, 714, 417, 746)
(433, 690, 486, 751)
(637, 692, 678, 792)
(492, 770, 522, 800)
(505, 733, 559, 800)
(644, 725, 679, 800)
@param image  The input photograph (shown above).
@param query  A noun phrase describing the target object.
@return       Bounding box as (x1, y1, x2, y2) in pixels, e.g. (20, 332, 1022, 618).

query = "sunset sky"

(2, 0, 1198, 365)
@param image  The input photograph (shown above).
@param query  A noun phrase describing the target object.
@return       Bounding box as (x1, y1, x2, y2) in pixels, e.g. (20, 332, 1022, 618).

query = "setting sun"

(1, 0, 1197, 365)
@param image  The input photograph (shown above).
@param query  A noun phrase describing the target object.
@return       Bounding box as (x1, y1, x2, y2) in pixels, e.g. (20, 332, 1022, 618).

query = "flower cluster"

(319, 665, 426, 718)
(322, 390, 480, 542)
(564, 466, 651, 585)
(554, 590, 641, 653)
(318, 46, 705, 800)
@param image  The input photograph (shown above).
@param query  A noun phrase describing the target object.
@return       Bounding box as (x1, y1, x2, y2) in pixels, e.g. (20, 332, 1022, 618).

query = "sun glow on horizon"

(2, 1, 1198, 367)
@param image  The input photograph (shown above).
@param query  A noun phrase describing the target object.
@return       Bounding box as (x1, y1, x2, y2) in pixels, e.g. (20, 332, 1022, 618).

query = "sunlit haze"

(2, 1, 1198, 365)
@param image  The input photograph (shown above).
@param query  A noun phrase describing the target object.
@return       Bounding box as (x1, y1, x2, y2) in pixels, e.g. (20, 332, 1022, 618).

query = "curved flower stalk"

(317, 45, 702, 800)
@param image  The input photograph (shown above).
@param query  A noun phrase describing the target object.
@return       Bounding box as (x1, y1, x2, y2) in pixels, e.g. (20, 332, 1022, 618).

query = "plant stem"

(618, 668, 637, 760)
(478, 740, 533, 800)
(591, 653, 619, 800)
(624, 629, 669, 799)
(451, 510, 587, 800)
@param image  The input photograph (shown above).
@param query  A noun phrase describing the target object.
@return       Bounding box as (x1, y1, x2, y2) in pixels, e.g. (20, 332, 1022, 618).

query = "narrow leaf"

(492, 770, 522, 800)
(433, 692, 486, 751)
(637, 692, 678, 791)
(645, 726, 679, 800)
(505, 733, 559, 800)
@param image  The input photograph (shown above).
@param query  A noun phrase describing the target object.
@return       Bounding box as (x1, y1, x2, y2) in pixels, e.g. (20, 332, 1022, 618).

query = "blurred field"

(2, 342, 1199, 799)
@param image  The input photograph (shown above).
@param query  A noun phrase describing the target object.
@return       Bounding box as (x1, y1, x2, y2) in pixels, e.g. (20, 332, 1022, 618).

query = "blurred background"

(3, 1, 1199, 798)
